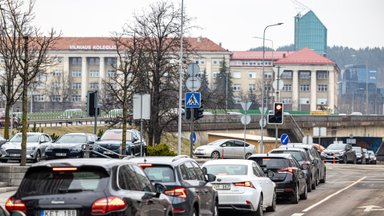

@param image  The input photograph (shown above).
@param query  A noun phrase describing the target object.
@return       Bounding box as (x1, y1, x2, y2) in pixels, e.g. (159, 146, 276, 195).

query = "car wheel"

(315, 172, 320, 186)
(307, 177, 312, 192)
(245, 153, 252, 159)
(343, 155, 347, 164)
(266, 190, 276, 212)
(320, 169, 326, 183)
(311, 174, 317, 190)
(290, 184, 299, 204)
(210, 151, 220, 159)
(254, 194, 263, 216)
(190, 207, 197, 216)
(300, 184, 308, 200)
(34, 151, 41, 163)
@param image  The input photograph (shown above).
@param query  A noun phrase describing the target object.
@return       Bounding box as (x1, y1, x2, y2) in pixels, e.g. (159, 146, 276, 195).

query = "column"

(328, 69, 335, 112)
(292, 70, 299, 110)
(99, 57, 105, 88)
(81, 57, 88, 102)
(310, 70, 317, 111)
(63, 56, 69, 76)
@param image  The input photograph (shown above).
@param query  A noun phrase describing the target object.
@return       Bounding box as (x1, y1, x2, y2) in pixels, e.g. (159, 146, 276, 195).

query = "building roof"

(231, 51, 292, 60)
(51, 37, 227, 52)
(275, 48, 335, 65)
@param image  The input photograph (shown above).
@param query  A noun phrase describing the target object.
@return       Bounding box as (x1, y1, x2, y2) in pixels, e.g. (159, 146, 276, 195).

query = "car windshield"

(207, 140, 227, 146)
(251, 158, 290, 170)
(327, 144, 345, 150)
(56, 135, 87, 144)
(142, 166, 175, 182)
(270, 150, 305, 162)
(10, 134, 39, 142)
(100, 130, 132, 141)
(17, 166, 109, 196)
(353, 147, 362, 153)
(204, 164, 248, 176)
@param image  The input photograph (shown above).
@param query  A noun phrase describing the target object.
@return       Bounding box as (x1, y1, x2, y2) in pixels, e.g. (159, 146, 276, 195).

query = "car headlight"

(27, 146, 36, 151)
(321, 152, 326, 156)
(70, 147, 82, 152)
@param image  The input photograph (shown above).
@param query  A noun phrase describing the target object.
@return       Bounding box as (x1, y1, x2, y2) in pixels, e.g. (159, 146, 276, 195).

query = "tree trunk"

(3, 103, 11, 139)
(20, 76, 28, 166)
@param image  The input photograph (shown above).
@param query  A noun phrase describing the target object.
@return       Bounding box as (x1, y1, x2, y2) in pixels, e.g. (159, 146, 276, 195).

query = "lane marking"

(291, 214, 305, 216)
(302, 176, 366, 212)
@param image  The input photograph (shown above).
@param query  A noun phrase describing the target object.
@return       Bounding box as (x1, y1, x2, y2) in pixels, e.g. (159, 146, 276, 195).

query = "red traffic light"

(275, 104, 282, 110)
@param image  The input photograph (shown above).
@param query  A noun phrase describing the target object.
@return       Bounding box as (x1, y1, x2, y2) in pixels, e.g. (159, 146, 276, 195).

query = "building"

(22, 37, 230, 112)
(294, 10, 327, 55)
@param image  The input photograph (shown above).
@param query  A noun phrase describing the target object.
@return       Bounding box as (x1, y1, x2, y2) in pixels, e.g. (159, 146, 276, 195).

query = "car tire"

(307, 177, 312, 192)
(311, 174, 317, 190)
(320, 169, 326, 183)
(266, 191, 276, 212)
(343, 155, 347, 164)
(290, 184, 299, 204)
(353, 156, 357, 164)
(190, 207, 197, 216)
(300, 184, 308, 200)
(34, 151, 41, 163)
(254, 194, 263, 216)
(210, 151, 220, 159)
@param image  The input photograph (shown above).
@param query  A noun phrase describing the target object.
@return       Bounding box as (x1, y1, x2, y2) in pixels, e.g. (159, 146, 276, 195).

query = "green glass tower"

(294, 10, 327, 55)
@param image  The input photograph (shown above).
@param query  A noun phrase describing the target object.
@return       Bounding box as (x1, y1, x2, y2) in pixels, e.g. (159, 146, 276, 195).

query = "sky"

(33, 0, 384, 51)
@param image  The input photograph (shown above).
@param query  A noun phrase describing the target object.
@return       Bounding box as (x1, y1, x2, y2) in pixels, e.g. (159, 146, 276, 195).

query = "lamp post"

(260, 22, 283, 154)
(177, 0, 184, 155)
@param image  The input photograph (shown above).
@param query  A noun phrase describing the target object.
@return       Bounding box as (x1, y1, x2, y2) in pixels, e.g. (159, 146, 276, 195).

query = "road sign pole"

(190, 108, 194, 158)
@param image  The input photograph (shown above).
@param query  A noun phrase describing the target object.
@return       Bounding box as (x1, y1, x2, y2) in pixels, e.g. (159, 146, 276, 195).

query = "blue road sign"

(190, 132, 196, 144)
(280, 133, 289, 145)
(185, 92, 201, 108)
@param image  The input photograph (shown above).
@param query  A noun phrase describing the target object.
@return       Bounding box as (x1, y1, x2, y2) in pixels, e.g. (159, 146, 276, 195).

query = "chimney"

(219, 42, 222, 47)
(197, 36, 202, 42)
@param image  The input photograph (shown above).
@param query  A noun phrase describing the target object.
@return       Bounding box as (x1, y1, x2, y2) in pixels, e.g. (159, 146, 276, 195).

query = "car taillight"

(5, 197, 26, 212)
(91, 196, 127, 215)
(233, 181, 255, 188)
(164, 187, 187, 198)
(278, 167, 297, 174)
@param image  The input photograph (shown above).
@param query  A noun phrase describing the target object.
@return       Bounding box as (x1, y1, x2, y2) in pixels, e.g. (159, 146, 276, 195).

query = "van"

(60, 109, 84, 119)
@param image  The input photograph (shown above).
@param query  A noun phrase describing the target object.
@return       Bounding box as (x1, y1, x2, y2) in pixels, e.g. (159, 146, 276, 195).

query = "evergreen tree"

(213, 57, 234, 109)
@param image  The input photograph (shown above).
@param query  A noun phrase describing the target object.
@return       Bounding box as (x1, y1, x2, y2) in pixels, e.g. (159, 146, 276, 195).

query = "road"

(1, 163, 384, 216)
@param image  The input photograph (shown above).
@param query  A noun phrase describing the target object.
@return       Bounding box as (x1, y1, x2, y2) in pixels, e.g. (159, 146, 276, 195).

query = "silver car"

(194, 139, 256, 159)
(0, 132, 52, 163)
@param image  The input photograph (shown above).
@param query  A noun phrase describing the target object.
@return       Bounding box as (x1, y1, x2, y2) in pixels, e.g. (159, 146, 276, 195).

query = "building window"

(107, 69, 116, 78)
(232, 84, 241, 92)
(249, 84, 256, 91)
(281, 71, 293, 79)
(51, 95, 61, 102)
(282, 84, 292, 92)
(318, 84, 328, 92)
(212, 59, 223, 65)
(300, 84, 310, 92)
(34, 95, 44, 102)
(72, 95, 81, 102)
(89, 57, 100, 65)
(90, 82, 99, 90)
(299, 71, 311, 80)
(212, 72, 219, 78)
(300, 98, 310, 104)
(72, 70, 81, 77)
(72, 83, 81, 90)
(317, 71, 328, 79)
(248, 72, 257, 79)
(264, 85, 272, 91)
(264, 72, 272, 79)
(51, 82, 61, 89)
(70, 57, 81, 65)
(89, 70, 99, 77)
(52, 70, 62, 77)
(317, 98, 328, 105)
(232, 72, 241, 79)
(282, 97, 292, 104)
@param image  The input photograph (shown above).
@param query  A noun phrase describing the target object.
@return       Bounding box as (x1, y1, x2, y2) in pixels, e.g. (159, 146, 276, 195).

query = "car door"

(234, 140, 247, 158)
(252, 162, 274, 206)
(220, 140, 235, 158)
(39, 134, 52, 156)
(291, 159, 306, 193)
(191, 161, 215, 216)
(345, 144, 353, 161)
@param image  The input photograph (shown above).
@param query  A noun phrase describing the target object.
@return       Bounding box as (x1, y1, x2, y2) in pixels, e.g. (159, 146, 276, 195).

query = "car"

(5, 158, 173, 216)
(128, 155, 218, 216)
(93, 129, 146, 157)
(0, 205, 9, 216)
(202, 159, 276, 215)
(193, 139, 256, 159)
(282, 143, 327, 184)
(362, 148, 370, 164)
(321, 143, 356, 164)
(269, 147, 317, 192)
(0, 132, 52, 163)
(44, 133, 98, 159)
(248, 154, 308, 204)
(367, 150, 377, 164)
(352, 146, 367, 164)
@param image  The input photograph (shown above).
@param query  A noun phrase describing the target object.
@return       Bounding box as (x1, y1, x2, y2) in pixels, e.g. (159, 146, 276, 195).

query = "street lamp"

(260, 22, 283, 154)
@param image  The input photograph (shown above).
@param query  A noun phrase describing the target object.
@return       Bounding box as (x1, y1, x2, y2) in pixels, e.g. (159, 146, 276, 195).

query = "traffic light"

(182, 99, 192, 120)
(87, 91, 98, 116)
(194, 105, 204, 120)
(268, 102, 284, 124)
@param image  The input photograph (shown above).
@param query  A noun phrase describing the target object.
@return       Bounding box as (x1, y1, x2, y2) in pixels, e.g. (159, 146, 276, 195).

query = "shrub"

(147, 143, 177, 156)
(50, 133, 60, 142)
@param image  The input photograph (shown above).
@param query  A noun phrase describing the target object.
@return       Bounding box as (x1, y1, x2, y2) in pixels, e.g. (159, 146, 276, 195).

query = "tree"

(212, 57, 234, 110)
(0, 0, 59, 165)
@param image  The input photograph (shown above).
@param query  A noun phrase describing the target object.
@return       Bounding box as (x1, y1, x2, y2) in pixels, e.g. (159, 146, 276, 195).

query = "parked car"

(362, 148, 369, 164)
(0, 132, 52, 163)
(193, 139, 256, 159)
(0, 205, 9, 216)
(44, 133, 97, 159)
(128, 156, 218, 216)
(367, 150, 377, 164)
(93, 129, 146, 157)
(202, 159, 276, 215)
(282, 143, 327, 184)
(269, 147, 317, 191)
(5, 158, 173, 216)
(321, 143, 356, 164)
(352, 146, 367, 164)
(248, 154, 307, 204)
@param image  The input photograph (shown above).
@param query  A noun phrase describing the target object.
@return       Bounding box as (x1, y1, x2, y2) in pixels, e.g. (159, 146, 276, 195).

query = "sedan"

(321, 143, 356, 164)
(0, 132, 52, 163)
(45, 133, 97, 159)
(194, 139, 256, 159)
(352, 146, 367, 164)
(367, 150, 377, 164)
(202, 159, 276, 215)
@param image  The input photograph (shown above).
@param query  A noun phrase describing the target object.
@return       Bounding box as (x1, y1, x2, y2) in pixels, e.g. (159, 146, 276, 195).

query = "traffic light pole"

(190, 108, 194, 158)
(94, 91, 98, 135)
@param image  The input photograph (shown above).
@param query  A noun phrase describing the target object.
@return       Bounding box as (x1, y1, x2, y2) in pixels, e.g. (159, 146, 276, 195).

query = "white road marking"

(358, 205, 384, 212)
(302, 176, 366, 212)
(291, 213, 305, 216)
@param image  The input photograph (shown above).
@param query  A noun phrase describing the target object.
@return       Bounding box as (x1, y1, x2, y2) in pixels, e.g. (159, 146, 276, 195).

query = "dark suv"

(321, 143, 356, 164)
(128, 156, 219, 216)
(5, 158, 173, 216)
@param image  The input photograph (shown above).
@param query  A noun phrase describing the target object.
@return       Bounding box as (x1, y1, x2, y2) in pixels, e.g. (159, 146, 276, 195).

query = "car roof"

(127, 155, 194, 166)
(32, 158, 134, 170)
(248, 153, 294, 159)
(202, 159, 254, 166)
(284, 143, 315, 149)
(62, 133, 94, 136)
(271, 147, 307, 153)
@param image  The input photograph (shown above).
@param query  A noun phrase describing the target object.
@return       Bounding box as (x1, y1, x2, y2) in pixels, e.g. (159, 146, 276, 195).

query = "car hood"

(50, 143, 83, 149)
(2, 142, 39, 149)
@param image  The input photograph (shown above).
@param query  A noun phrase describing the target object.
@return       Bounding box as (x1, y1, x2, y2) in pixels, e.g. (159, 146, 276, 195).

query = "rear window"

(270, 150, 305, 162)
(251, 158, 290, 170)
(204, 164, 248, 176)
(142, 166, 175, 182)
(17, 166, 109, 196)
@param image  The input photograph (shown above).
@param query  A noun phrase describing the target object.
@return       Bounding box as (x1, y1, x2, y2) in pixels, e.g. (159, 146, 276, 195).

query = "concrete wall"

(0, 165, 28, 187)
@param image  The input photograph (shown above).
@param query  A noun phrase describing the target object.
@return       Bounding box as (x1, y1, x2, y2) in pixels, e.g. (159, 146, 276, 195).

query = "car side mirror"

(154, 182, 167, 194)
(206, 173, 216, 182)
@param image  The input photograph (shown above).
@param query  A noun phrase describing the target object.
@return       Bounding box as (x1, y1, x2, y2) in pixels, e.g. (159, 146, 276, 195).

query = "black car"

(128, 156, 218, 216)
(269, 147, 317, 192)
(352, 146, 367, 164)
(5, 158, 172, 216)
(44, 133, 97, 159)
(283, 143, 327, 185)
(248, 154, 308, 204)
(0, 205, 9, 216)
(321, 143, 356, 164)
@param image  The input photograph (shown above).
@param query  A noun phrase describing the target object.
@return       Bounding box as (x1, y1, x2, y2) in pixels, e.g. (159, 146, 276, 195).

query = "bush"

(50, 133, 60, 142)
(147, 143, 177, 156)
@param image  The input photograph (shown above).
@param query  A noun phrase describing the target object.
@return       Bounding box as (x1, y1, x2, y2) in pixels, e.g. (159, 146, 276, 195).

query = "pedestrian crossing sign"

(185, 92, 201, 108)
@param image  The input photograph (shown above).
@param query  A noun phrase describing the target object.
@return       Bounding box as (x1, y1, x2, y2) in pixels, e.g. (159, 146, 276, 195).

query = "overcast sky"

(34, 0, 383, 51)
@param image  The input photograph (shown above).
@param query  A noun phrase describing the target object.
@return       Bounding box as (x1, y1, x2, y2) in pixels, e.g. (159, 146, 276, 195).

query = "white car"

(202, 159, 276, 215)
(194, 139, 256, 159)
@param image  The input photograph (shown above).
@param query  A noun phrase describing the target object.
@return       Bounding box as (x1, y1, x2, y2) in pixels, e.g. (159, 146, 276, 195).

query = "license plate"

(213, 183, 230, 190)
(41, 210, 77, 216)
(56, 153, 67, 156)
(10, 154, 20, 157)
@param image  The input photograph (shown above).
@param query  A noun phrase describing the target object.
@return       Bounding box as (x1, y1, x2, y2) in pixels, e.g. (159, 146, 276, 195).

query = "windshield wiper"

(58, 188, 93, 193)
